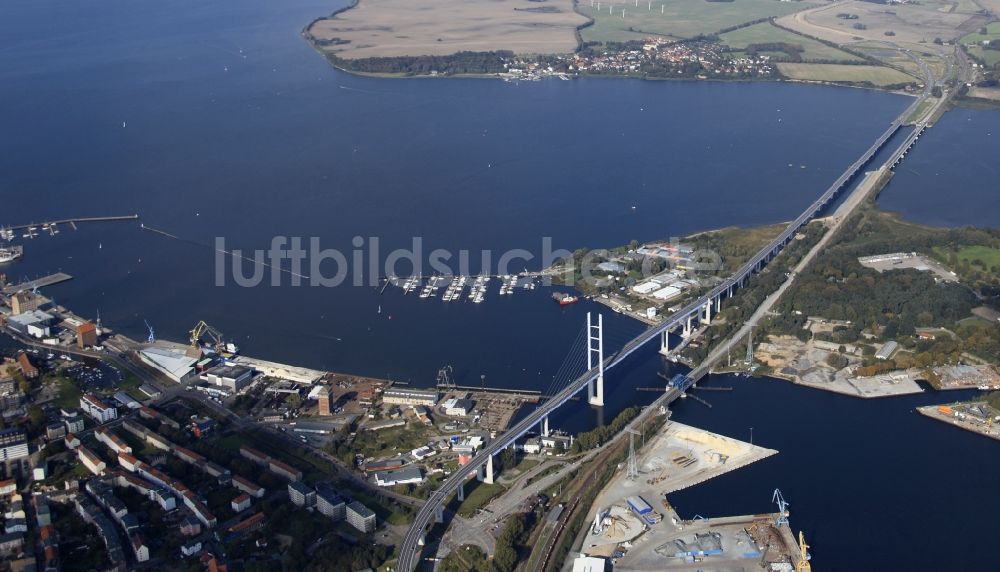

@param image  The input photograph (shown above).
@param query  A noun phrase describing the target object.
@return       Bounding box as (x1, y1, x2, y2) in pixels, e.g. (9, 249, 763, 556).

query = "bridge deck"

(398, 91, 932, 571)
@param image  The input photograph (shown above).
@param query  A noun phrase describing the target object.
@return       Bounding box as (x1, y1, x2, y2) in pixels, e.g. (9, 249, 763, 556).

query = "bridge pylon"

(587, 312, 605, 406)
(484, 454, 495, 484)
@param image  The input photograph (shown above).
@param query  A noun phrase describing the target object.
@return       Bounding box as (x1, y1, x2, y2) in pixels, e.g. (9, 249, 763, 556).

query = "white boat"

(0, 245, 23, 263)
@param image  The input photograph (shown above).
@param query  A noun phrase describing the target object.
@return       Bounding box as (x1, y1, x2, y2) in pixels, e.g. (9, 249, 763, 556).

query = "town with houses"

(499, 37, 775, 81)
(0, 271, 582, 570)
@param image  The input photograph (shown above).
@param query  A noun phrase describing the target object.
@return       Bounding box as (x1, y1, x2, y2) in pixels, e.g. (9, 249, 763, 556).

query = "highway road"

(397, 79, 935, 571)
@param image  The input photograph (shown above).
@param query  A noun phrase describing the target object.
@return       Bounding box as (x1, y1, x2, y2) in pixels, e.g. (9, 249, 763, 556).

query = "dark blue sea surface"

(1, 1, 997, 569)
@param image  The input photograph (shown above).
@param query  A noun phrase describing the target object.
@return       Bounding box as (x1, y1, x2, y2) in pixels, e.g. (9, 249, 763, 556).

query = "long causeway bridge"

(397, 88, 934, 570)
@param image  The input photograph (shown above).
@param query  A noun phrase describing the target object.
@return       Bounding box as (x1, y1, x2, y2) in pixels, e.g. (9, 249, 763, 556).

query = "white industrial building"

(382, 388, 439, 407)
(442, 398, 474, 416)
(6, 310, 55, 338)
(374, 467, 424, 487)
(139, 347, 197, 383)
(200, 364, 254, 393)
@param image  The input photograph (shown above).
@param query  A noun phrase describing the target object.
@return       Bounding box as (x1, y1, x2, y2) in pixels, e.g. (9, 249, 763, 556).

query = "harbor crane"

(144, 320, 155, 344)
(796, 531, 812, 572)
(772, 488, 790, 526)
(436, 365, 455, 389)
(189, 320, 237, 355)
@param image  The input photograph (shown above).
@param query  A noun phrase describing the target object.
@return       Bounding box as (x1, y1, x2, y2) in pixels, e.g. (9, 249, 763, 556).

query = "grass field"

(934, 245, 1000, 274)
(308, 0, 586, 58)
(776, 62, 915, 85)
(961, 21, 1000, 44)
(54, 376, 81, 409)
(968, 47, 1000, 67)
(455, 481, 506, 517)
(578, 0, 814, 43)
(720, 22, 862, 61)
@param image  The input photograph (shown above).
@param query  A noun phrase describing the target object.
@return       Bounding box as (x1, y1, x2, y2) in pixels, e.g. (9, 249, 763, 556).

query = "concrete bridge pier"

(484, 454, 495, 484)
(683, 316, 693, 338)
(434, 505, 444, 524)
(714, 295, 721, 313)
(457, 481, 465, 502)
(702, 301, 712, 324)
(659, 329, 671, 356)
(541, 415, 550, 437)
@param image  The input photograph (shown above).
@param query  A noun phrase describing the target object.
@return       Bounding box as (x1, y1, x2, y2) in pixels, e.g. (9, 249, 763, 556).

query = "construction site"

(918, 401, 1000, 441)
(756, 335, 924, 398)
(578, 421, 782, 567)
(583, 487, 811, 571)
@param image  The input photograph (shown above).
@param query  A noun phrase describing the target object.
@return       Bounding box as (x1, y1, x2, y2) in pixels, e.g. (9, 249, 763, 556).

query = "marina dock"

(5, 214, 139, 232)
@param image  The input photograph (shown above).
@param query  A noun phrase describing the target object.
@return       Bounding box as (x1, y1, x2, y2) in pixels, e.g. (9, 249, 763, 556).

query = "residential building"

(181, 541, 203, 557)
(239, 445, 270, 465)
(180, 516, 202, 537)
(33, 495, 51, 526)
(0, 532, 24, 556)
(287, 481, 315, 507)
(63, 412, 85, 433)
(522, 438, 542, 455)
(78, 446, 106, 475)
(15, 353, 37, 379)
(64, 433, 80, 450)
(231, 493, 251, 513)
(346, 501, 376, 533)
(112, 391, 141, 410)
(316, 489, 345, 521)
(0, 428, 29, 462)
(381, 387, 438, 407)
(95, 427, 132, 455)
(268, 459, 302, 482)
(131, 534, 150, 563)
(45, 423, 65, 440)
(232, 475, 265, 499)
(227, 512, 266, 539)
(0, 479, 16, 496)
(80, 394, 117, 423)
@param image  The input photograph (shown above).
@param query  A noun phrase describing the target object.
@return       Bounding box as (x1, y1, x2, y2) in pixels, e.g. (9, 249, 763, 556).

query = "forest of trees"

(570, 406, 640, 452)
(767, 209, 1000, 364)
(325, 50, 515, 75)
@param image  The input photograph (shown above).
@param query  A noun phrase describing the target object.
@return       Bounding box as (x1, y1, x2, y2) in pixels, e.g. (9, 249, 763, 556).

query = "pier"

(2, 272, 73, 295)
(5, 214, 139, 232)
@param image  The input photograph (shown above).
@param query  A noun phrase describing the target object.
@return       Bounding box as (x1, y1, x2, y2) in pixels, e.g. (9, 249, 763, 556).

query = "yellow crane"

(796, 530, 812, 572)
(189, 320, 237, 354)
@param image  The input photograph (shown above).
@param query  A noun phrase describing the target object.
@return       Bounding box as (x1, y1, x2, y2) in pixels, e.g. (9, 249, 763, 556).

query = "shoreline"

(301, 2, 922, 95)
